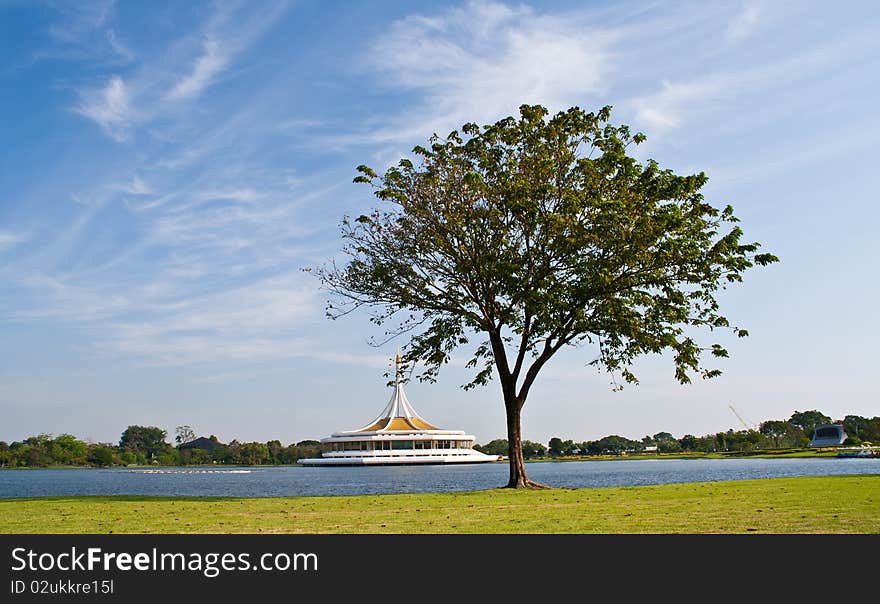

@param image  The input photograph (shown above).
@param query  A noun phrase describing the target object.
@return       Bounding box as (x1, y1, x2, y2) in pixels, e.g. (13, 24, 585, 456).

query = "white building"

(808, 424, 847, 447)
(299, 354, 500, 466)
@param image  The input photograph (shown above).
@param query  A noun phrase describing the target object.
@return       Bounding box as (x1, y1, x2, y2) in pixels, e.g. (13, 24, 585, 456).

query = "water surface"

(1, 458, 877, 498)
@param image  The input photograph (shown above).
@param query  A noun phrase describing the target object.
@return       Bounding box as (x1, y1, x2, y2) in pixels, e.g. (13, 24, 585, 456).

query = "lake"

(1, 457, 878, 498)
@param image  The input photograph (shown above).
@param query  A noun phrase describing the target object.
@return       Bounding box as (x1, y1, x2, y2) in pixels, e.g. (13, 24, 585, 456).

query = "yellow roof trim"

(409, 417, 440, 430)
(385, 418, 417, 431)
(358, 418, 390, 432)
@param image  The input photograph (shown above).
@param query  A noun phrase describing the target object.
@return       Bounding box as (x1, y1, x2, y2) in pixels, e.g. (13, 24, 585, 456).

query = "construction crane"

(729, 404, 756, 431)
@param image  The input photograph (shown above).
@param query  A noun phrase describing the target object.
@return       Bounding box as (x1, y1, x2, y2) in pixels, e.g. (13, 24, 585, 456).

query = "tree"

(88, 445, 116, 467)
(0, 442, 10, 468)
(180, 447, 206, 465)
(760, 420, 791, 448)
(864, 417, 880, 443)
(316, 104, 777, 488)
(657, 438, 682, 454)
(21, 433, 53, 466)
(475, 439, 509, 457)
(548, 437, 572, 456)
(760, 419, 807, 448)
(267, 440, 284, 464)
(240, 442, 270, 465)
(591, 435, 640, 454)
(788, 410, 832, 439)
(51, 434, 87, 465)
(156, 447, 181, 466)
(521, 440, 546, 459)
(119, 426, 168, 460)
(288, 441, 322, 462)
(175, 425, 196, 446)
(722, 429, 763, 452)
(678, 435, 693, 450)
(842, 415, 869, 440)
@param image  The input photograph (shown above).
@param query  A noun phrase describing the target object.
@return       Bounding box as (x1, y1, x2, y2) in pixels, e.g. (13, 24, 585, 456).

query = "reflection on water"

(1, 457, 877, 498)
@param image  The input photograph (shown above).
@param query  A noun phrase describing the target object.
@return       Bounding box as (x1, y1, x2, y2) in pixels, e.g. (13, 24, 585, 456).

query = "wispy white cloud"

(32, 1, 135, 67)
(165, 37, 228, 101)
(191, 188, 261, 204)
(278, 117, 326, 131)
(726, 2, 761, 41)
(74, 75, 134, 141)
(114, 176, 152, 195)
(151, 102, 257, 169)
(630, 77, 720, 135)
(1, 152, 342, 363)
(72, 2, 287, 141)
(628, 26, 880, 136)
(106, 28, 133, 62)
(47, 0, 116, 45)
(8, 272, 133, 321)
(304, 350, 400, 369)
(709, 118, 880, 188)
(100, 274, 319, 365)
(0, 231, 28, 252)
(351, 0, 615, 146)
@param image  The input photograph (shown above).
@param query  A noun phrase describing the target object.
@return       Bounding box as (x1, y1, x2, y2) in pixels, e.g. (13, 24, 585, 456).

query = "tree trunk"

(504, 397, 548, 489)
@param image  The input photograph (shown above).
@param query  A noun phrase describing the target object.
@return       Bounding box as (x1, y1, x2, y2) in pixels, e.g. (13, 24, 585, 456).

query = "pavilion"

(299, 353, 499, 466)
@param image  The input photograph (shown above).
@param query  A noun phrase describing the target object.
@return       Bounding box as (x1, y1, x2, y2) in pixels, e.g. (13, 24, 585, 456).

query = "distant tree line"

(475, 439, 547, 459)
(3, 410, 877, 468)
(475, 410, 880, 458)
(0, 425, 322, 468)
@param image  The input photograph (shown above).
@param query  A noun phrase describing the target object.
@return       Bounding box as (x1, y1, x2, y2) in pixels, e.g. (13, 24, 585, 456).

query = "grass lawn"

(1, 475, 877, 534)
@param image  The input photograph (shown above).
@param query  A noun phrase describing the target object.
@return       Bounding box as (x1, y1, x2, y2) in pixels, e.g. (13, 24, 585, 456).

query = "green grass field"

(2, 475, 878, 534)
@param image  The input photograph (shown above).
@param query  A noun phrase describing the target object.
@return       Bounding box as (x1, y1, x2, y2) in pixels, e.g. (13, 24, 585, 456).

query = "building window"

(391, 440, 414, 450)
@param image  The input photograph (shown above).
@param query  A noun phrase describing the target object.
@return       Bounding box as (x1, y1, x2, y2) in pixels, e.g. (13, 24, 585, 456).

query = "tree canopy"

(119, 425, 168, 458)
(317, 103, 778, 487)
(789, 410, 832, 438)
(175, 425, 196, 446)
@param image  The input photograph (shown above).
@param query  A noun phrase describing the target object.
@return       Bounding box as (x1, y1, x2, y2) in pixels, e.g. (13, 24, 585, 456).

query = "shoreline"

(0, 447, 848, 471)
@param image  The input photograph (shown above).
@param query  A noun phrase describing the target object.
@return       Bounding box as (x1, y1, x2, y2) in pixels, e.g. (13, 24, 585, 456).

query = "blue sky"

(1, 0, 878, 446)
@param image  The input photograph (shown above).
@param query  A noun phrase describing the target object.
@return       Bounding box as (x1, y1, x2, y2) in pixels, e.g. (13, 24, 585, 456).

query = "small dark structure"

(178, 436, 224, 453)
(809, 424, 847, 447)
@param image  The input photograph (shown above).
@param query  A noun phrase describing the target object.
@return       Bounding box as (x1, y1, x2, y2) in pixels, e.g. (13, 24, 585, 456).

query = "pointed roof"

(348, 351, 441, 433)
